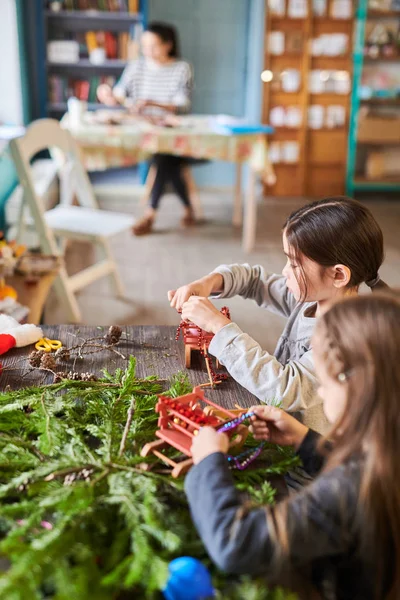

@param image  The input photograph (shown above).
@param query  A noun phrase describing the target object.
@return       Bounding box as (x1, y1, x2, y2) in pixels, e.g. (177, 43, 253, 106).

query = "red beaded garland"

(175, 309, 230, 386)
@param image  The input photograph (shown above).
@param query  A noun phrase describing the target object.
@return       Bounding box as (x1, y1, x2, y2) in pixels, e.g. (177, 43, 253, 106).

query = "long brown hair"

(314, 293, 400, 598)
(265, 294, 400, 598)
(283, 197, 388, 300)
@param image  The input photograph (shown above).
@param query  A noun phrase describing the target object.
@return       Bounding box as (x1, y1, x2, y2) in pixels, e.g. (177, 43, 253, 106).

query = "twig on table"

(203, 344, 214, 388)
(0, 356, 30, 371)
(199, 381, 222, 388)
(44, 464, 97, 482)
(88, 343, 126, 360)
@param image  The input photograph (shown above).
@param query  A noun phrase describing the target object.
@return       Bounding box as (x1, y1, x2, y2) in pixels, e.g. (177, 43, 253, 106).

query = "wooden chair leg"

(100, 238, 125, 298)
(16, 193, 28, 244)
(182, 166, 204, 219)
(140, 164, 157, 207)
(53, 268, 82, 323)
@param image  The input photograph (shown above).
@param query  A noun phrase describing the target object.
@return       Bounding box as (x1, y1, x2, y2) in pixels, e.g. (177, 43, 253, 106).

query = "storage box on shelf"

(357, 112, 400, 142)
(263, 0, 355, 197)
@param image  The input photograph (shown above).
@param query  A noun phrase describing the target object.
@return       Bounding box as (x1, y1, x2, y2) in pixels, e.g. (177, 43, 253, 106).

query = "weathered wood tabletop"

(0, 325, 289, 498)
(0, 325, 257, 409)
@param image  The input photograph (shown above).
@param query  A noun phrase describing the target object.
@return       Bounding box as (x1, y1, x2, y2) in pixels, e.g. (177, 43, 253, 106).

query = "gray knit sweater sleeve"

(211, 264, 296, 317)
(208, 323, 319, 415)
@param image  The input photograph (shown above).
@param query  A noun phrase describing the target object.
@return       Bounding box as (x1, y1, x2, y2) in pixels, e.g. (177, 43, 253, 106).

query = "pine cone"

(28, 350, 45, 368)
(40, 354, 57, 371)
(55, 347, 70, 361)
(80, 468, 94, 481)
(67, 371, 81, 380)
(63, 473, 77, 486)
(17, 478, 30, 493)
(80, 372, 97, 382)
(53, 371, 67, 383)
(104, 325, 122, 345)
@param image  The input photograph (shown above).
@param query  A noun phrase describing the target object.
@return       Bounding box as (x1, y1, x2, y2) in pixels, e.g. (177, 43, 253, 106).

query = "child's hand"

(168, 274, 223, 312)
(135, 99, 153, 113)
(181, 297, 230, 334)
(249, 405, 309, 450)
(97, 84, 118, 106)
(191, 427, 229, 465)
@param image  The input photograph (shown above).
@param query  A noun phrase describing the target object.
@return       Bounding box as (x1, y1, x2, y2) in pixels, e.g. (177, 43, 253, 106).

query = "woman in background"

(97, 22, 194, 236)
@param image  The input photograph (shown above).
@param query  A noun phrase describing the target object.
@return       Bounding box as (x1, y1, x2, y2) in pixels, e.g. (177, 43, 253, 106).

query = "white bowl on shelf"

(89, 48, 106, 65)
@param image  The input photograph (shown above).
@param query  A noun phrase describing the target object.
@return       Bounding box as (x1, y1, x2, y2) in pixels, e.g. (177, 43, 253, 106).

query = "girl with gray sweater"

(169, 197, 387, 436)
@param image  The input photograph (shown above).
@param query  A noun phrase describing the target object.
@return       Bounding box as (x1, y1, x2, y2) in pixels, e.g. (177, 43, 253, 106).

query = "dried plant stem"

(203, 344, 214, 388)
(44, 464, 96, 482)
(199, 381, 222, 388)
(118, 396, 136, 457)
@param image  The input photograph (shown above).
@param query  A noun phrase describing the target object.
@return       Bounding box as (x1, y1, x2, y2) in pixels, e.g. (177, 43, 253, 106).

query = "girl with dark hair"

(97, 22, 194, 235)
(185, 293, 400, 600)
(168, 197, 388, 441)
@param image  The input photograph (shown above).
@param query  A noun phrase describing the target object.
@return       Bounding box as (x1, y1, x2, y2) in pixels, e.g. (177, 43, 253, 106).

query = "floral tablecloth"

(62, 114, 275, 184)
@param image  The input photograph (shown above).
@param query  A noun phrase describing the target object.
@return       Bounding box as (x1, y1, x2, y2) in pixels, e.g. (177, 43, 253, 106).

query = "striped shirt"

(114, 58, 193, 115)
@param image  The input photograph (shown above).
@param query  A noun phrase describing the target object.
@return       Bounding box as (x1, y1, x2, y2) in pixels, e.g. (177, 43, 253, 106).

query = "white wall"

(0, 0, 23, 125)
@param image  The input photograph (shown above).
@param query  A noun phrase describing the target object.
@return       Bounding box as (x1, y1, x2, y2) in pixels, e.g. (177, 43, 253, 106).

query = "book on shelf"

(104, 31, 118, 58)
(128, 0, 139, 12)
(48, 75, 116, 104)
(62, 0, 132, 11)
(49, 30, 131, 60)
(118, 32, 129, 59)
(85, 31, 98, 53)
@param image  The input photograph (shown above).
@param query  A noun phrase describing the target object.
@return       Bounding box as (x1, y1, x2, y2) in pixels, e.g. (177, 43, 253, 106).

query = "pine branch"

(0, 357, 296, 600)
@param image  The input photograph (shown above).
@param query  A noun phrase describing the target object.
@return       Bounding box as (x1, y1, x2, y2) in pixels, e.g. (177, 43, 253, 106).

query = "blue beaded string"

(218, 411, 265, 470)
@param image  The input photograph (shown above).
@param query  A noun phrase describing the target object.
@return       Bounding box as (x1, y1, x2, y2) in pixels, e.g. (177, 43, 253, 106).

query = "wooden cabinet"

(262, 0, 355, 196)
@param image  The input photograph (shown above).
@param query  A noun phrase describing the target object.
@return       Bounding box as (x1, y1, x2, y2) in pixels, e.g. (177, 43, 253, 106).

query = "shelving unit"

(48, 59, 129, 74)
(262, 0, 355, 196)
(46, 9, 142, 31)
(44, 1, 145, 118)
(346, 0, 400, 195)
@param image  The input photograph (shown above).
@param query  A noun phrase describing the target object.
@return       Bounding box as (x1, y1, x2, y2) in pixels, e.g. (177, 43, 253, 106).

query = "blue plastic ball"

(163, 557, 215, 600)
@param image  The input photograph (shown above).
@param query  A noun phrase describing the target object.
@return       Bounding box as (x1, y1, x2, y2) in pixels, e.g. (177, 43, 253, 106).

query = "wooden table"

(0, 325, 256, 409)
(62, 113, 275, 253)
(6, 272, 58, 324)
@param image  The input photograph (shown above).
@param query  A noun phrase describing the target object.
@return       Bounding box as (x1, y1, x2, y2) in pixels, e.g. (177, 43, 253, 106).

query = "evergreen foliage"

(0, 357, 299, 599)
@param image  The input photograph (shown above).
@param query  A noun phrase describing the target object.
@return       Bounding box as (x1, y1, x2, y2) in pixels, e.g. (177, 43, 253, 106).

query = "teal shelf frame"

(353, 180, 400, 191)
(346, 0, 400, 195)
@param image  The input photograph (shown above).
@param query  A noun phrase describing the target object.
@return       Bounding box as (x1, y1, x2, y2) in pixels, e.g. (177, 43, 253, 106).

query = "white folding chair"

(10, 119, 134, 323)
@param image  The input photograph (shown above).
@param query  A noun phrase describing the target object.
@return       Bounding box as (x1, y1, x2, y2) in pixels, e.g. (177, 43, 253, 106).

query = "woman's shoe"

(181, 209, 196, 227)
(132, 215, 154, 236)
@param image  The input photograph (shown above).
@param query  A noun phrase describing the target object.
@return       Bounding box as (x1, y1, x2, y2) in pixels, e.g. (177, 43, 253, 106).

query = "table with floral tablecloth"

(62, 113, 275, 252)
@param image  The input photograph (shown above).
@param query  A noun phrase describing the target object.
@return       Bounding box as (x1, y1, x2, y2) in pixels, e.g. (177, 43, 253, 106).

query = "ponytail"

(365, 274, 389, 292)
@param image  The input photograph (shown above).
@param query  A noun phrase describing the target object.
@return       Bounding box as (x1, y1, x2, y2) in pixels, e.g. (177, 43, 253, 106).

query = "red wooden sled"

(140, 386, 247, 478)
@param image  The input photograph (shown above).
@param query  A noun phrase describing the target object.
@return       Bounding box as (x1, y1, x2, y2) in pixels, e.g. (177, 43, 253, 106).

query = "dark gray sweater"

(185, 431, 379, 600)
